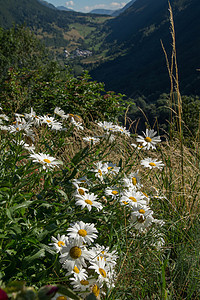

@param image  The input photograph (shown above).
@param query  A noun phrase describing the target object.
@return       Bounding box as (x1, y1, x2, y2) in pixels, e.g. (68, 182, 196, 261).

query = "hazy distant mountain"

(57, 6, 74, 12)
(90, 0, 200, 98)
(112, 0, 137, 17)
(89, 9, 114, 15)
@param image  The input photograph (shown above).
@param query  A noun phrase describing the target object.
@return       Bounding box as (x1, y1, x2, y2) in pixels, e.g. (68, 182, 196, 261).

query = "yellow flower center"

(16, 127, 20, 131)
(46, 120, 51, 123)
(56, 297, 67, 300)
(80, 280, 89, 286)
(92, 284, 100, 297)
(69, 113, 74, 117)
(78, 229, 87, 237)
(129, 197, 137, 202)
(98, 169, 102, 176)
(73, 266, 80, 274)
(85, 199, 93, 205)
(142, 192, 148, 197)
(78, 188, 85, 195)
(112, 190, 118, 195)
(139, 209, 145, 214)
(108, 166, 114, 171)
(122, 201, 128, 205)
(69, 246, 82, 259)
(43, 158, 51, 164)
(99, 268, 107, 278)
(149, 162, 156, 167)
(145, 137, 152, 142)
(57, 241, 65, 247)
(132, 177, 137, 185)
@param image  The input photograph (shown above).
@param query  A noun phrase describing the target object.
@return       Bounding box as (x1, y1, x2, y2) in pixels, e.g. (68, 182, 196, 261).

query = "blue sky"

(46, 0, 130, 13)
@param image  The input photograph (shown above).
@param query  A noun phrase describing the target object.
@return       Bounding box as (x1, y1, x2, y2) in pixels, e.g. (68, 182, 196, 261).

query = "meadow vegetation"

(0, 21, 199, 300)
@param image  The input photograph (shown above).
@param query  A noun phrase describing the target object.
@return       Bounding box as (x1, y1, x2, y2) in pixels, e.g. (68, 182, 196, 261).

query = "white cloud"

(66, 1, 74, 6)
(84, 2, 128, 13)
(110, 2, 126, 8)
(84, 4, 107, 12)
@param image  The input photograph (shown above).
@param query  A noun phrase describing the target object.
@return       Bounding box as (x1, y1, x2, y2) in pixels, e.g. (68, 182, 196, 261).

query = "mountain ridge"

(90, 0, 200, 98)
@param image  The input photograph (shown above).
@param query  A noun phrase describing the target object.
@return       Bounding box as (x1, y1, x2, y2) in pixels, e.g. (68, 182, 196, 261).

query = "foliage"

(0, 25, 125, 123)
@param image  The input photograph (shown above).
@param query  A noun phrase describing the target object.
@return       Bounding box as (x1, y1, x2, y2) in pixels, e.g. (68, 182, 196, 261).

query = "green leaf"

(5, 281, 26, 293)
(85, 293, 98, 300)
(57, 285, 82, 300)
(6, 208, 13, 220)
(10, 201, 33, 213)
(57, 189, 68, 200)
(23, 249, 45, 264)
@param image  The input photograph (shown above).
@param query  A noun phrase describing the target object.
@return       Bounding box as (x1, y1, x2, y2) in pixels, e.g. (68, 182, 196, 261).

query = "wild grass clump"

(0, 102, 199, 300)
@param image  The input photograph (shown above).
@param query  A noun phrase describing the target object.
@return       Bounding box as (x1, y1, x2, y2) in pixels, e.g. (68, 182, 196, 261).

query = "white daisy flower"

(131, 143, 144, 150)
(141, 157, 164, 170)
(0, 114, 9, 121)
(72, 176, 91, 186)
(92, 161, 108, 181)
(54, 107, 68, 119)
(69, 277, 96, 292)
(29, 152, 62, 171)
(105, 186, 120, 199)
(67, 113, 83, 123)
(107, 163, 120, 175)
(90, 244, 118, 267)
(113, 125, 130, 136)
(75, 192, 103, 211)
(15, 140, 35, 152)
(83, 136, 100, 144)
(89, 257, 110, 285)
(67, 221, 98, 245)
(65, 265, 88, 281)
(59, 239, 92, 269)
(121, 176, 137, 190)
(97, 121, 115, 132)
(131, 206, 154, 232)
(41, 115, 63, 131)
(51, 293, 71, 300)
(24, 108, 42, 126)
(120, 190, 148, 208)
(72, 183, 89, 197)
(70, 117, 84, 130)
(49, 234, 68, 253)
(9, 119, 35, 141)
(136, 128, 161, 150)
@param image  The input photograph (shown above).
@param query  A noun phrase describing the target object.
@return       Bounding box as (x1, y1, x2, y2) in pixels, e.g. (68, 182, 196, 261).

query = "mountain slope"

(90, 0, 200, 98)
(0, 0, 111, 58)
(112, 0, 137, 17)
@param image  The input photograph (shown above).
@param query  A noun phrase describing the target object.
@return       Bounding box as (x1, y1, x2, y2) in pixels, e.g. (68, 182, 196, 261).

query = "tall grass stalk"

(161, 1, 185, 209)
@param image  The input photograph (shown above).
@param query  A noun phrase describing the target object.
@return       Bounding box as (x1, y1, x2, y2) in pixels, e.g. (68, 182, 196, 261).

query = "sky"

(46, 0, 130, 13)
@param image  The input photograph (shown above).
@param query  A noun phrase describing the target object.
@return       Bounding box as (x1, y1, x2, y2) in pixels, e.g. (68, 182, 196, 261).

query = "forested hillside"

(0, 0, 110, 56)
(90, 0, 200, 99)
